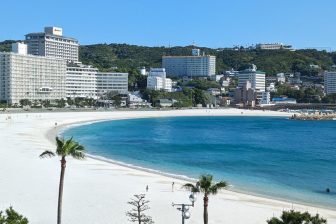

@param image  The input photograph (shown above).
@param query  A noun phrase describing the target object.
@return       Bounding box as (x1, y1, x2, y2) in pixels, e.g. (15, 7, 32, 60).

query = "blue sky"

(1, 0, 335, 50)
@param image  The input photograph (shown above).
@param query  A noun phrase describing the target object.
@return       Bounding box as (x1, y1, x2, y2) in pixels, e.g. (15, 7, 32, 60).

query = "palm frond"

(209, 181, 228, 195)
(182, 183, 200, 193)
(70, 148, 85, 159)
(199, 174, 213, 192)
(39, 150, 55, 158)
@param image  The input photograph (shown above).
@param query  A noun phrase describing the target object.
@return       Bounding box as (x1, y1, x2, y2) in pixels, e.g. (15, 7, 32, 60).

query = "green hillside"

(1, 40, 336, 76)
(79, 44, 336, 76)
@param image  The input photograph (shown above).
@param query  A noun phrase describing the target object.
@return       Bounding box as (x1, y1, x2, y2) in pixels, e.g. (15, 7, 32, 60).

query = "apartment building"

(324, 71, 336, 95)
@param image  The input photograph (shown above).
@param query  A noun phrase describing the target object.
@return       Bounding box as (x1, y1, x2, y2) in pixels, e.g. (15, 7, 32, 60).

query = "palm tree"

(183, 174, 227, 224)
(40, 137, 85, 224)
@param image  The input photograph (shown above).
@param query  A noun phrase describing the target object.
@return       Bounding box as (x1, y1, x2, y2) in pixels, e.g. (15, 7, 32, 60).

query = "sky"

(1, 0, 335, 50)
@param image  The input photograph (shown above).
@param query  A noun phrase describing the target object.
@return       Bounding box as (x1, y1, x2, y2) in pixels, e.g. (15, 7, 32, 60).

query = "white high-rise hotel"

(0, 27, 128, 104)
(162, 49, 216, 77)
(25, 27, 79, 62)
(0, 43, 66, 104)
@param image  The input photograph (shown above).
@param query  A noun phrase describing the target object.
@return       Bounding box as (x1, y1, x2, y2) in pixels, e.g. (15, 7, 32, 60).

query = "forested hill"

(1, 40, 336, 76)
(79, 44, 336, 76)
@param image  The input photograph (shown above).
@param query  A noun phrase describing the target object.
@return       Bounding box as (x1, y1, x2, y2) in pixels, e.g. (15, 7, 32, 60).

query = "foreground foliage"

(267, 210, 327, 224)
(0, 207, 28, 224)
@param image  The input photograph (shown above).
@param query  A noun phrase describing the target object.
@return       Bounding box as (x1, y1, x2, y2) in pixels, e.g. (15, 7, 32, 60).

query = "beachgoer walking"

(172, 182, 175, 192)
(146, 185, 149, 192)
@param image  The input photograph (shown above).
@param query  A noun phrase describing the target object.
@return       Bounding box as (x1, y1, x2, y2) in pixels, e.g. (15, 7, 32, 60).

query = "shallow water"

(62, 116, 336, 208)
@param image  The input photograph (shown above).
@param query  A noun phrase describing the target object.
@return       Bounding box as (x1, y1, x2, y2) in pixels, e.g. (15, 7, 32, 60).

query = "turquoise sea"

(62, 116, 336, 208)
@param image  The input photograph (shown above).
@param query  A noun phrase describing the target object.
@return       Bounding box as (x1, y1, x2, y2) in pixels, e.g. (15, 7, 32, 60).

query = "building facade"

(256, 43, 292, 50)
(238, 65, 266, 92)
(0, 48, 66, 104)
(66, 63, 98, 98)
(25, 27, 79, 62)
(162, 50, 216, 77)
(96, 72, 128, 96)
(324, 71, 336, 95)
(234, 81, 257, 107)
(147, 68, 172, 92)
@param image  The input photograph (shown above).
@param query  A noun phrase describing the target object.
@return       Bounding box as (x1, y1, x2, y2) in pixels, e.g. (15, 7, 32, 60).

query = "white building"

(324, 71, 336, 95)
(128, 91, 151, 108)
(266, 83, 276, 92)
(147, 68, 172, 92)
(238, 64, 265, 92)
(25, 27, 79, 62)
(96, 72, 128, 95)
(276, 73, 286, 83)
(162, 49, 216, 77)
(66, 63, 98, 98)
(66, 63, 128, 98)
(260, 92, 272, 105)
(0, 43, 66, 104)
(139, 67, 147, 76)
(256, 43, 292, 50)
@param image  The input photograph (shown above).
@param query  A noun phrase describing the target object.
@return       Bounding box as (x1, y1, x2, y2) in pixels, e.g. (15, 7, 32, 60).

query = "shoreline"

(54, 115, 336, 212)
(2, 109, 336, 224)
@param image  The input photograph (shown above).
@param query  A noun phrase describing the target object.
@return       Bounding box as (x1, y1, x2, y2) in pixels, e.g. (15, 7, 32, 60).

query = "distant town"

(1, 26, 336, 111)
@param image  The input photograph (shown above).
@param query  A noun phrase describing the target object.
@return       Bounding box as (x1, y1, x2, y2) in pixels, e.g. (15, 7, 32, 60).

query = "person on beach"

(146, 185, 148, 192)
(172, 182, 175, 192)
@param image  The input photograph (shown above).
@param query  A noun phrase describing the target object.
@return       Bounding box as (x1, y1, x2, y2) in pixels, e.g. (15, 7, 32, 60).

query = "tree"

(19, 99, 31, 107)
(126, 194, 154, 224)
(267, 210, 327, 224)
(183, 174, 227, 224)
(39, 137, 85, 224)
(0, 207, 29, 224)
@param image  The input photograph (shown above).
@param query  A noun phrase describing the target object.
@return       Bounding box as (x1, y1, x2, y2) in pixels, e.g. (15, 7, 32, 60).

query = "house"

(158, 99, 174, 107)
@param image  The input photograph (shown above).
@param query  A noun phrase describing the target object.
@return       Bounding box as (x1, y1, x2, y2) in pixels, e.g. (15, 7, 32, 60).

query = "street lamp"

(172, 193, 196, 224)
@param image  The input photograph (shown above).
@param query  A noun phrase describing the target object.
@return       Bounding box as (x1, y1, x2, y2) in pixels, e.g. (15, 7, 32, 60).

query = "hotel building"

(25, 27, 79, 62)
(147, 68, 172, 92)
(238, 64, 265, 92)
(66, 62, 98, 98)
(0, 43, 66, 104)
(324, 71, 336, 95)
(96, 72, 129, 96)
(162, 49, 216, 77)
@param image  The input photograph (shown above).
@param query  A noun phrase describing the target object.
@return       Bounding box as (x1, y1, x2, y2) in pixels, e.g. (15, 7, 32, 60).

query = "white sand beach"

(0, 108, 335, 224)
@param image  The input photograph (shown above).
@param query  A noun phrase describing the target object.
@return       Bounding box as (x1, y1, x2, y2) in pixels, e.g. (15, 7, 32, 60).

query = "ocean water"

(62, 116, 336, 208)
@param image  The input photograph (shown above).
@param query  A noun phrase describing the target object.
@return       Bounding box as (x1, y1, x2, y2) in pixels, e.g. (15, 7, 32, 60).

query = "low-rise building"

(128, 92, 151, 108)
(256, 43, 292, 50)
(272, 97, 297, 104)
